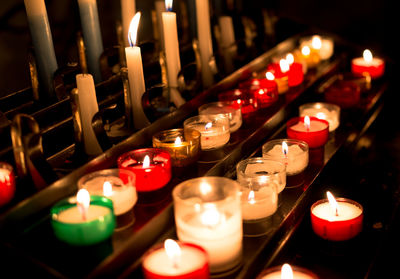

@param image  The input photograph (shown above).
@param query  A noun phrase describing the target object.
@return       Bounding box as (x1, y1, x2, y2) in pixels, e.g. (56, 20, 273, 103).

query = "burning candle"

(286, 53, 304, 87)
(300, 35, 334, 60)
(286, 116, 329, 148)
(351, 49, 385, 79)
(267, 61, 289, 94)
(121, 0, 136, 47)
(199, 101, 242, 132)
(257, 263, 319, 279)
(0, 162, 16, 207)
(162, 0, 186, 107)
(24, 0, 58, 99)
(299, 102, 340, 132)
(77, 0, 104, 83)
(76, 73, 103, 156)
(296, 45, 320, 68)
(125, 12, 151, 129)
(311, 191, 363, 241)
(218, 89, 258, 118)
(172, 177, 242, 273)
(152, 128, 201, 167)
(238, 75, 279, 108)
(51, 189, 116, 246)
(183, 115, 230, 150)
(142, 239, 209, 278)
(117, 148, 172, 192)
(195, 0, 215, 87)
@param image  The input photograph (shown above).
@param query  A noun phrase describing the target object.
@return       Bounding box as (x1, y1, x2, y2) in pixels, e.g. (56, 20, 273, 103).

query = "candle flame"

(200, 182, 212, 195)
(327, 191, 339, 216)
(164, 239, 181, 268)
(128, 12, 141, 47)
(281, 263, 294, 279)
(201, 204, 221, 227)
(248, 190, 256, 204)
(266, 71, 275, 80)
(77, 189, 90, 220)
(363, 49, 373, 64)
(304, 116, 310, 131)
(174, 137, 182, 145)
(103, 181, 113, 197)
(282, 141, 288, 157)
(301, 46, 311, 56)
(252, 80, 260, 86)
(0, 169, 10, 183)
(237, 99, 242, 105)
(286, 53, 294, 65)
(279, 59, 290, 73)
(143, 155, 150, 168)
(205, 122, 212, 130)
(311, 35, 322, 50)
(258, 89, 265, 95)
(165, 0, 173, 11)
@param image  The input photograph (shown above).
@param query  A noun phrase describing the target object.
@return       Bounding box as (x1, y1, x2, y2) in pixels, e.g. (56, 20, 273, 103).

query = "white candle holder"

(299, 102, 340, 132)
(236, 158, 286, 236)
(183, 115, 230, 150)
(299, 35, 334, 60)
(262, 139, 309, 187)
(198, 101, 242, 132)
(172, 176, 242, 274)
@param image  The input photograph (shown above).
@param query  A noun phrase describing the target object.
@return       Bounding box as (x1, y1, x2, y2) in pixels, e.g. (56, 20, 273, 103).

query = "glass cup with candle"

(152, 128, 201, 167)
(299, 102, 340, 132)
(236, 158, 286, 236)
(172, 176, 242, 274)
(0, 162, 16, 207)
(300, 34, 334, 61)
(183, 115, 230, 151)
(142, 239, 209, 278)
(78, 169, 137, 229)
(199, 101, 243, 133)
(257, 263, 319, 279)
(262, 139, 309, 187)
(218, 89, 259, 120)
(51, 189, 116, 246)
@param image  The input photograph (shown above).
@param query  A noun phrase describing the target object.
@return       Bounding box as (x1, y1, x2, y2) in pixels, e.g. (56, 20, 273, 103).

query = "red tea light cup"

(0, 162, 16, 207)
(286, 116, 329, 148)
(257, 263, 319, 279)
(324, 80, 361, 108)
(142, 239, 209, 279)
(267, 61, 289, 94)
(218, 89, 258, 118)
(117, 148, 171, 192)
(285, 53, 304, 87)
(351, 49, 385, 79)
(311, 191, 363, 241)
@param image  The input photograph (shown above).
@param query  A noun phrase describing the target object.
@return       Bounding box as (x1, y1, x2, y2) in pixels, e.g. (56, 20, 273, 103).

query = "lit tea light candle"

(300, 35, 334, 60)
(153, 128, 201, 167)
(183, 115, 230, 150)
(142, 239, 209, 278)
(297, 45, 320, 68)
(239, 75, 279, 108)
(257, 263, 319, 279)
(299, 102, 340, 132)
(267, 60, 289, 94)
(286, 116, 329, 148)
(78, 169, 137, 216)
(286, 53, 304, 87)
(218, 89, 259, 118)
(51, 189, 116, 246)
(0, 162, 16, 207)
(351, 49, 385, 79)
(311, 191, 363, 241)
(199, 101, 243, 132)
(117, 148, 171, 192)
(172, 177, 242, 273)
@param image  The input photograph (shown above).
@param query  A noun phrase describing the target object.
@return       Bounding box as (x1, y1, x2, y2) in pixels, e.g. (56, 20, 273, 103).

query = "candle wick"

(335, 208, 339, 216)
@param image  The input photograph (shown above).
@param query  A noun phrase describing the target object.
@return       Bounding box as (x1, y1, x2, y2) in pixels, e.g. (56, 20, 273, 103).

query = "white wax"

(143, 245, 207, 275)
(290, 120, 328, 132)
(195, 0, 214, 87)
(300, 107, 339, 132)
(190, 123, 229, 150)
(243, 163, 285, 193)
(121, 0, 136, 47)
(56, 205, 111, 223)
(81, 176, 137, 215)
(199, 106, 242, 132)
(125, 46, 151, 129)
(312, 201, 362, 221)
(264, 144, 308, 175)
(175, 209, 242, 273)
(162, 11, 186, 107)
(261, 270, 315, 279)
(352, 57, 384, 67)
(241, 188, 277, 220)
(76, 74, 103, 156)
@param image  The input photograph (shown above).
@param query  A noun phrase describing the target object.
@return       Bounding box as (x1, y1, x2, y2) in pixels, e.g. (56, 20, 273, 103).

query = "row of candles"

(1, 32, 384, 277)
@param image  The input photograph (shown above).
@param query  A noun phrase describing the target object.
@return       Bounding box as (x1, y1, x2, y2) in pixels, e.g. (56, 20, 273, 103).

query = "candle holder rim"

(77, 168, 136, 188)
(0, 161, 14, 172)
(262, 138, 309, 152)
(256, 264, 319, 279)
(299, 102, 341, 112)
(287, 116, 329, 131)
(152, 128, 201, 145)
(310, 197, 364, 218)
(117, 147, 171, 165)
(236, 157, 286, 176)
(183, 114, 230, 125)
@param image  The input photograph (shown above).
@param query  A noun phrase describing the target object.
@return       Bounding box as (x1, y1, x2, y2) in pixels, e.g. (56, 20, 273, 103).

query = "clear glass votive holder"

(299, 102, 340, 132)
(172, 176, 242, 274)
(199, 101, 242, 132)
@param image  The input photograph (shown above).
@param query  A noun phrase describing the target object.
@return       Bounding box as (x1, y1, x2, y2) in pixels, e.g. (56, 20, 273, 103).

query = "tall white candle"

(218, 16, 235, 48)
(155, 0, 166, 48)
(24, 0, 58, 99)
(77, 0, 104, 83)
(125, 12, 151, 129)
(195, 0, 214, 87)
(76, 73, 103, 155)
(121, 0, 136, 47)
(162, 0, 186, 107)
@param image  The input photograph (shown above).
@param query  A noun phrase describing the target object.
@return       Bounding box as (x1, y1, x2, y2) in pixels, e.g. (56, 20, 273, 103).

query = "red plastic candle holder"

(324, 80, 361, 108)
(117, 148, 171, 192)
(238, 78, 279, 106)
(351, 57, 385, 79)
(0, 162, 16, 207)
(311, 198, 363, 241)
(142, 241, 209, 279)
(218, 89, 258, 118)
(286, 116, 329, 148)
(288, 62, 304, 87)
